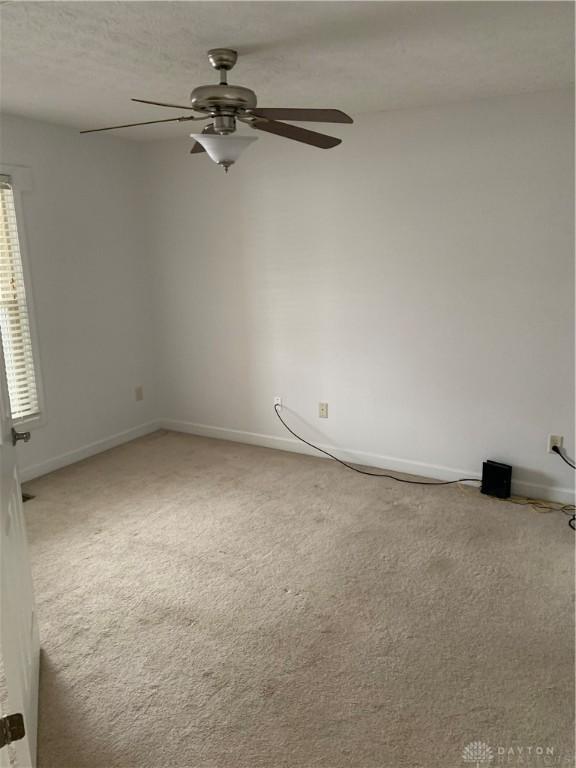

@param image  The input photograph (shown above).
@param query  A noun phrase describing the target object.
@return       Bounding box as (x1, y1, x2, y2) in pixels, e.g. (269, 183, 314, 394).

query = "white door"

(0, 335, 39, 768)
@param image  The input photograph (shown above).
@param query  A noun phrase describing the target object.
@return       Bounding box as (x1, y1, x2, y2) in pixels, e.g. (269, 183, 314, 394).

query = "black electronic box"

(481, 460, 512, 499)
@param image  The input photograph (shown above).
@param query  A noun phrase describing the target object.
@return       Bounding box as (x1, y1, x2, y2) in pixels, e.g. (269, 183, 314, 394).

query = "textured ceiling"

(1, 1, 574, 140)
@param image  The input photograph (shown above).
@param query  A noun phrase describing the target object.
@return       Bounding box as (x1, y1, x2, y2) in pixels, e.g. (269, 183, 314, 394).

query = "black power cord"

(274, 404, 480, 486)
(551, 445, 576, 529)
(274, 405, 576, 528)
(552, 444, 576, 470)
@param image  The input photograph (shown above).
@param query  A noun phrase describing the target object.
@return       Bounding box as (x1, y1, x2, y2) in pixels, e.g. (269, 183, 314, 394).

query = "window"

(0, 175, 40, 422)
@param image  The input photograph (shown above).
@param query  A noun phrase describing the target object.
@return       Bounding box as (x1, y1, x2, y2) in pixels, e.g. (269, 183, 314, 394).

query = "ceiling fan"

(81, 48, 353, 171)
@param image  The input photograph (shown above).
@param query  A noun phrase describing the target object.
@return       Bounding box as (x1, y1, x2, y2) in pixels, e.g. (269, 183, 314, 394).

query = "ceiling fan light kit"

(81, 48, 353, 172)
(190, 133, 258, 172)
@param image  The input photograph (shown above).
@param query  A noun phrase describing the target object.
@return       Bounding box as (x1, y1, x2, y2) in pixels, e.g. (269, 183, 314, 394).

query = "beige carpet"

(23, 430, 574, 768)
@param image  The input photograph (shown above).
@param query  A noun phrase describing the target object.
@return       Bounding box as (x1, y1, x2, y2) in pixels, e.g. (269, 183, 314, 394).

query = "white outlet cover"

(547, 434, 564, 453)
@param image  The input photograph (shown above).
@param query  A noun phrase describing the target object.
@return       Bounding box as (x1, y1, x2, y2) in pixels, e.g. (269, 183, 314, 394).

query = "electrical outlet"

(274, 396, 282, 408)
(548, 434, 563, 454)
(134, 385, 144, 402)
(319, 402, 328, 418)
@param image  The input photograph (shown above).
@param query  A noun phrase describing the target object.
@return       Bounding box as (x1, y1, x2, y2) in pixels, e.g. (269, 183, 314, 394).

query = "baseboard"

(19, 420, 161, 483)
(20, 415, 574, 505)
(160, 418, 575, 505)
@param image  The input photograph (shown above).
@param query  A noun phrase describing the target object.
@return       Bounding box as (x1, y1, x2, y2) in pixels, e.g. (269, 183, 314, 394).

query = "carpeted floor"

(23, 430, 574, 768)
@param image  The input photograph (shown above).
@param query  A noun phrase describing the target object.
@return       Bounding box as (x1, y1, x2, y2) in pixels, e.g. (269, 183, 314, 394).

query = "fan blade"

(250, 108, 353, 124)
(80, 115, 198, 134)
(250, 119, 341, 149)
(132, 98, 196, 111)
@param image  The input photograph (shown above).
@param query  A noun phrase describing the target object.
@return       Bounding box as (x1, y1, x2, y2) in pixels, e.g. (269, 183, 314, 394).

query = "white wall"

(145, 89, 575, 502)
(3, 92, 573, 502)
(0, 115, 158, 480)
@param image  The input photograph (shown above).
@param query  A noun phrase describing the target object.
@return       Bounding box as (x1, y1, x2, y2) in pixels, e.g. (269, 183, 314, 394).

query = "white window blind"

(0, 175, 40, 422)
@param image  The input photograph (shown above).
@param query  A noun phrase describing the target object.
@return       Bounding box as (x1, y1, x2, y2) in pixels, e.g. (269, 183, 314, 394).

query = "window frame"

(0, 164, 45, 429)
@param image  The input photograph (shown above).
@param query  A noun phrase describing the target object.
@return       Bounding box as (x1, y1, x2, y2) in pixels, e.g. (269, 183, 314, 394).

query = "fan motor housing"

(190, 84, 257, 114)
